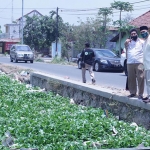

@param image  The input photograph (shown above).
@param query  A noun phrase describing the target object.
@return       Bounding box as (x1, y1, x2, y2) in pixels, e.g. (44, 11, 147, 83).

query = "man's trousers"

(144, 70, 150, 98)
(127, 63, 144, 96)
(82, 63, 95, 83)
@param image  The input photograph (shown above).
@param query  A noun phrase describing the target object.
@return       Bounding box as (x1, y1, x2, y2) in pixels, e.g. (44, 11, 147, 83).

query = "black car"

(77, 48, 123, 72)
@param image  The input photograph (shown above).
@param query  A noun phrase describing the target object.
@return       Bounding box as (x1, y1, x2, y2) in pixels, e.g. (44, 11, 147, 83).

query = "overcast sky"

(0, 0, 150, 32)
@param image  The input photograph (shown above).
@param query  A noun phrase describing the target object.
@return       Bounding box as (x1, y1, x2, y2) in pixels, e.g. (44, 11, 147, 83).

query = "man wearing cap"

(80, 43, 96, 84)
(140, 26, 150, 103)
(124, 28, 144, 99)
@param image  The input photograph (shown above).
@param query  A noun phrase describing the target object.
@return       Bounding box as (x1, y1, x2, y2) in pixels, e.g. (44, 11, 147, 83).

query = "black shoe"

(142, 97, 148, 100)
(128, 94, 136, 98)
(92, 79, 96, 84)
(138, 95, 143, 99)
(143, 99, 150, 103)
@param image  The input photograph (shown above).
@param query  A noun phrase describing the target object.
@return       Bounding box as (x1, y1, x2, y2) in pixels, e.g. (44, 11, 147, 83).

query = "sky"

(0, 0, 150, 32)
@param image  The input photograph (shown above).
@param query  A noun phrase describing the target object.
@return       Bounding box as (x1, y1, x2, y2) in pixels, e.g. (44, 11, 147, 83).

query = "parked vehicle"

(120, 48, 127, 76)
(10, 44, 34, 63)
(77, 48, 123, 72)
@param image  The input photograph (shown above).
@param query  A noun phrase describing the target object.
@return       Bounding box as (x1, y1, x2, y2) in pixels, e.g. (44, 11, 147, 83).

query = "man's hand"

(124, 38, 131, 50)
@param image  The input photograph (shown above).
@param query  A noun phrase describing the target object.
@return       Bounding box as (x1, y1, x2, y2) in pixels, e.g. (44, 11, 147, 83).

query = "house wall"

(5, 24, 19, 39)
(9, 25, 19, 39)
(105, 30, 117, 50)
(18, 11, 43, 38)
(115, 33, 129, 51)
(0, 42, 4, 53)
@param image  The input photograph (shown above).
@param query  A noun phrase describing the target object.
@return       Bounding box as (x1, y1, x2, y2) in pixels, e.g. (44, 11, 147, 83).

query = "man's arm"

(124, 38, 131, 59)
(80, 50, 84, 61)
(124, 39, 130, 50)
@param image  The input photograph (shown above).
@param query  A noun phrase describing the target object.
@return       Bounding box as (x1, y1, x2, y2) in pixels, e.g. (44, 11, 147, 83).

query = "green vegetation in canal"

(0, 75, 150, 149)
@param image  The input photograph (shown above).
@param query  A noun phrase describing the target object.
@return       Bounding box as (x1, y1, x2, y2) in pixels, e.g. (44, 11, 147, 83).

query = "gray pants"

(127, 63, 144, 96)
(82, 63, 95, 83)
(145, 70, 150, 98)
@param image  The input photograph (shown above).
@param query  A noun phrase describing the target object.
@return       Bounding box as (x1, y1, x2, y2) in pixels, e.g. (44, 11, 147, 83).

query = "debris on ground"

(0, 64, 32, 84)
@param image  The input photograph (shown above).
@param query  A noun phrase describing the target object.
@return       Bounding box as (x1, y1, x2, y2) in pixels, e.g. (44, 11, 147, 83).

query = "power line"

(1, 0, 150, 19)
(130, 0, 150, 4)
(60, 13, 97, 15)
(0, 17, 11, 19)
(60, 8, 100, 12)
(134, 6, 150, 10)
(133, 3, 150, 7)
(0, 7, 57, 10)
(0, 1, 12, 13)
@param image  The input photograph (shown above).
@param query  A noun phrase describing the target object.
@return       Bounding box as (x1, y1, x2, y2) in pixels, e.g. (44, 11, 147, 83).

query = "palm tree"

(111, 1, 133, 56)
(98, 7, 113, 32)
(98, 7, 113, 48)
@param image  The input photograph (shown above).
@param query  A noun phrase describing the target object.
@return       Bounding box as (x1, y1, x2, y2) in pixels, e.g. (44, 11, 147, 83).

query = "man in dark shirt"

(80, 43, 96, 84)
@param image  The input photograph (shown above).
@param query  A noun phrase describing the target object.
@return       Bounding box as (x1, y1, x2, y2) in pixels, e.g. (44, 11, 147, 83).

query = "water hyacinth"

(0, 75, 150, 149)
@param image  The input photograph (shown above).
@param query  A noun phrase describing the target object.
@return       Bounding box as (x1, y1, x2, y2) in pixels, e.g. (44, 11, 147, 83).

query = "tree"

(0, 26, 2, 33)
(98, 7, 113, 48)
(61, 15, 115, 57)
(23, 11, 64, 55)
(98, 7, 113, 32)
(111, 1, 133, 56)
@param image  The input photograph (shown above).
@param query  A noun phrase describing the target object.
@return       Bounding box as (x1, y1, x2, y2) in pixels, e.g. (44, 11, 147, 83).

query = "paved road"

(0, 56, 127, 90)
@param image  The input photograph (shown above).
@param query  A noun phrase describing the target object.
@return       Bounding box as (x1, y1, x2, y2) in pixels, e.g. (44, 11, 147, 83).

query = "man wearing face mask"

(140, 26, 150, 103)
(124, 28, 144, 99)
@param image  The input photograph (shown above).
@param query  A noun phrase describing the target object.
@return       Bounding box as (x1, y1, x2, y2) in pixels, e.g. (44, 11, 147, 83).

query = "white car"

(10, 44, 34, 63)
(120, 48, 127, 76)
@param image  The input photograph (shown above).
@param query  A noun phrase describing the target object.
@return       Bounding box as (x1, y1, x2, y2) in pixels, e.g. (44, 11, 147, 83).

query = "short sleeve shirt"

(80, 48, 95, 65)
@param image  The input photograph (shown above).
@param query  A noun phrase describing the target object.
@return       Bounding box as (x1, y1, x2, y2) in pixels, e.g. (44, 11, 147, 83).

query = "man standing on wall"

(140, 26, 150, 103)
(124, 28, 144, 99)
(80, 43, 96, 84)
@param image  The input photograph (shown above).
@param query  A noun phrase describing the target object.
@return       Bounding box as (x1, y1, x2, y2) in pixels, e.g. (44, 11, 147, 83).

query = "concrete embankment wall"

(31, 72, 150, 129)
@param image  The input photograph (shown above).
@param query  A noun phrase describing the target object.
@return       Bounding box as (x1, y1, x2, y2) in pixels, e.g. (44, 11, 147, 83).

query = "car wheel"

(124, 60, 128, 76)
(14, 57, 18, 63)
(30, 60, 33, 63)
(78, 60, 81, 69)
(25, 60, 27, 63)
(94, 62, 100, 72)
(10, 56, 13, 62)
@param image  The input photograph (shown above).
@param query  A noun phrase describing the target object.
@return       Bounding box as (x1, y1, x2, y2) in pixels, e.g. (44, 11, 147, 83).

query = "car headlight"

(100, 59, 108, 64)
(17, 54, 24, 57)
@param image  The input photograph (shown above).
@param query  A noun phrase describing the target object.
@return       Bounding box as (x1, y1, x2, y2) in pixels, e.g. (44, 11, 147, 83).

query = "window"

(15, 46, 31, 51)
(95, 50, 116, 58)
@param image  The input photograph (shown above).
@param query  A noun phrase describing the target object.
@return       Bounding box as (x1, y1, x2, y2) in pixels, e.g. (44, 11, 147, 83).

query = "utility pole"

(12, 0, 13, 23)
(21, 0, 24, 44)
(118, 10, 122, 57)
(55, 7, 58, 56)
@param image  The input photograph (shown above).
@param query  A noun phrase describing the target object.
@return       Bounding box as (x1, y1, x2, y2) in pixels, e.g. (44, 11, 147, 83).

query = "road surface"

(0, 56, 127, 90)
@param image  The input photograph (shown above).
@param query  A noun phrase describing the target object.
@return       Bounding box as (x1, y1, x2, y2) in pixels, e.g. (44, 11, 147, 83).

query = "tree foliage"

(98, 7, 113, 17)
(22, 1, 135, 57)
(0, 26, 2, 33)
(66, 15, 113, 54)
(111, 1, 133, 26)
(111, 1, 133, 12)
(111, 1, 133, 55)
(23, 11, 64, 53)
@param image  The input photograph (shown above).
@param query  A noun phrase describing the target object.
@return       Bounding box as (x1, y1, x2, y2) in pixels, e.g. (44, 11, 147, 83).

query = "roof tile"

(130, 10, 150, 28)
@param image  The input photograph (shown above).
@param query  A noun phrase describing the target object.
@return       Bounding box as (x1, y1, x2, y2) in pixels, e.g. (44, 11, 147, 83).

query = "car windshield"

(16, 46, 31, 51)
(95, 50, 117, 58)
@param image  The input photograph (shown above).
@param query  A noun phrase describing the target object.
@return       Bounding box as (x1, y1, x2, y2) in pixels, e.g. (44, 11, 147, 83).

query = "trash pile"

(0, 64, 31, 84)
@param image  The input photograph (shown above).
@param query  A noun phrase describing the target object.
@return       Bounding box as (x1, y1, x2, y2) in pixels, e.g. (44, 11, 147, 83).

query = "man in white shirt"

(124, 28, 144, 99)
(140, 26, 150, 103)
